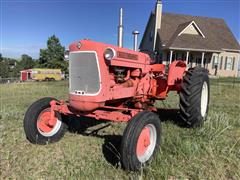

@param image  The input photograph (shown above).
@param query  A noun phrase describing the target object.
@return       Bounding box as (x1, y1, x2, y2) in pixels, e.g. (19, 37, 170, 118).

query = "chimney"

(132, 30, 140, 51)
(153, 0, 162, 51)
(118, 8, 124, 47)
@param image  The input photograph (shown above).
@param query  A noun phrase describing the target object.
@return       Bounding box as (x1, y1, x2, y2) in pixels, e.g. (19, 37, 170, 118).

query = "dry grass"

(0, 80, 239, 179)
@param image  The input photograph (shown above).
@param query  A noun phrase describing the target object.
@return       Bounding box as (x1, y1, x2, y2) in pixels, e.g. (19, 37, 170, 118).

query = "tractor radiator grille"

(69, 52, 100, 95)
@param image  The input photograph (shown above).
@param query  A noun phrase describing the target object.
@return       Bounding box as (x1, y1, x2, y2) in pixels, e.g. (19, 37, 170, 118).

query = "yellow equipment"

(31, 68, 63, 81)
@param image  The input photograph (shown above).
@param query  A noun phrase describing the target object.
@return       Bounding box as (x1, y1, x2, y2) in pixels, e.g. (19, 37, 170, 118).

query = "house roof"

(158, 13, 240, 51)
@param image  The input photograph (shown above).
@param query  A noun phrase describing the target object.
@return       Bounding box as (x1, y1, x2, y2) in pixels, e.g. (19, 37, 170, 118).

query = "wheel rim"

(37, 108, 62, 137)
(201, 82, 208, 117)
(136, 124, 157, 163)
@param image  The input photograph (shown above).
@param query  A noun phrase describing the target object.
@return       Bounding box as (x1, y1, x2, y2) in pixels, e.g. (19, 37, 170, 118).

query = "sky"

(0, 0, 240, 59)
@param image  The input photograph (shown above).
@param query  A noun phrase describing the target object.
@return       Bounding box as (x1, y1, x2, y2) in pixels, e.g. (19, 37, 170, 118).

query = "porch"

(160, 49, 219, 70)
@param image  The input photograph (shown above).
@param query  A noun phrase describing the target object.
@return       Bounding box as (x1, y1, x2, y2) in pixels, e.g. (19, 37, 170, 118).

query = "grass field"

(0, 79, 239, 179)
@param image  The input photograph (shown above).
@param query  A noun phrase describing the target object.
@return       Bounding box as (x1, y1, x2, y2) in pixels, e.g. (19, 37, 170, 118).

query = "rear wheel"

(120, 111, 161, 171)
(23, 97, 67, 144)
(179, 67, 210, 127)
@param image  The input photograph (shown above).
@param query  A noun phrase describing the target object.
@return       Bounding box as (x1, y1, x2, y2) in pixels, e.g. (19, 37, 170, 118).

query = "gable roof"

(178, 21, 205, 38)
(158, 13, 240, 51)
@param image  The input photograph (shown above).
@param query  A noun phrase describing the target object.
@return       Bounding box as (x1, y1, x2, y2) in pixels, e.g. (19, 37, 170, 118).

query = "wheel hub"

(37, 110, 57, 133)
(136, 124, 157, 163)
(137, 127, 151, 157)
(37, 108, 62, 137)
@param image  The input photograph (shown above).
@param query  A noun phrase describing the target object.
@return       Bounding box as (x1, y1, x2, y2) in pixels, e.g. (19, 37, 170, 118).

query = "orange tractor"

(23, 9, 210, 171)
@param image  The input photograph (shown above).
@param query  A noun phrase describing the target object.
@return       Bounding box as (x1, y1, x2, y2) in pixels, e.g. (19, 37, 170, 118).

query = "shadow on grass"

(63, 108, 183, 168)
(63, 115, 106, 134)
(101, 135, 122, 168)
(63, 115, 122, 167)
(157, 108, 185, 127)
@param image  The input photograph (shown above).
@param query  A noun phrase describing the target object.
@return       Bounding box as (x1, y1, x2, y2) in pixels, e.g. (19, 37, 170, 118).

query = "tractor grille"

(69, 52, 100, 95)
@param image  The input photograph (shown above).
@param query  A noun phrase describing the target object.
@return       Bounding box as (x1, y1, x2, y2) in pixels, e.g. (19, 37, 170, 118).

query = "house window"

(225, 57, 234, 70)
(212, 55, 219, 69)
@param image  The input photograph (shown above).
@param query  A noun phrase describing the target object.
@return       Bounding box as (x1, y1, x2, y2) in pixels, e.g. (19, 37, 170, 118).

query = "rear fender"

(167, 61, 186, 86)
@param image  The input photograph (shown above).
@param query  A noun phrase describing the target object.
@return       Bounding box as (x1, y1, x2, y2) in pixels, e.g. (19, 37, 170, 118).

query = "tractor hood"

(68, 40, 152, 111)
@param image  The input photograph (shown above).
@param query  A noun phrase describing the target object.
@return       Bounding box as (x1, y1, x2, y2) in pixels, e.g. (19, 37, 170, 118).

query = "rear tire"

(179, 67, 210, 127)
(120, 111, 161, 171)
(23, 97, 67, 145)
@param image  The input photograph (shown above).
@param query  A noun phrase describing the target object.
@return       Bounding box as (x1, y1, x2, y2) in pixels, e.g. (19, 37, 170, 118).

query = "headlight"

(77, 41, 82, 49)
(104, 48, 116, 61)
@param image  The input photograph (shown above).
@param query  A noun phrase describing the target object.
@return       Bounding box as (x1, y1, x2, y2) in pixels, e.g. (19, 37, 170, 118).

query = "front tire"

(120, 111, 161, 171)
(23, 97, 67, 145)
(179, 67, 210, 127)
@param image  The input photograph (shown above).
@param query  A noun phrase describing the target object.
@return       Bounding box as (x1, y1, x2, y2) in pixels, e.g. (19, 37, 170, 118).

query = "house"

(140, 0, 240, 77)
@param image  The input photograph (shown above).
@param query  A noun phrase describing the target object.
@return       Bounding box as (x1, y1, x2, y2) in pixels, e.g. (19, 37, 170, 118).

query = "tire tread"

(179, 67, 210, 127)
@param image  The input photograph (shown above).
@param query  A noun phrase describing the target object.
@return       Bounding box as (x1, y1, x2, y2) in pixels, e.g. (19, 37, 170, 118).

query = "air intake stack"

(118, 8, 124, 47)
(132, 30, 140, 51)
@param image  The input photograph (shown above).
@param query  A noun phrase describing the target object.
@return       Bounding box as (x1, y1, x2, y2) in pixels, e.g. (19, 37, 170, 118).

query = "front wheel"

(23, 97, 67, 145)
(120, 111, 161, 171)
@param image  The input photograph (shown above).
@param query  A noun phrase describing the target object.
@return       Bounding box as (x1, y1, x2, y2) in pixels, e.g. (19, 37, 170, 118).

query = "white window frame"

(225, 56, 233, 71)
(212, 55, 219, 69)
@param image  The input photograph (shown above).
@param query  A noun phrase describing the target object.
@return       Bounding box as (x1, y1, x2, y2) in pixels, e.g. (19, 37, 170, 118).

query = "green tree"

(19, 54, 35, 70)
(0, 53, 3, 62)
(39, 35, 65, 66)
(0, 61, 9, 78)
(46, 60, 68, 74)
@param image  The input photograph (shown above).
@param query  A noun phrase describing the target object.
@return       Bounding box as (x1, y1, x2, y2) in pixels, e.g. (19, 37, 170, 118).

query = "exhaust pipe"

(118, 8, 124, 47)
(132, 30, 140, 51)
